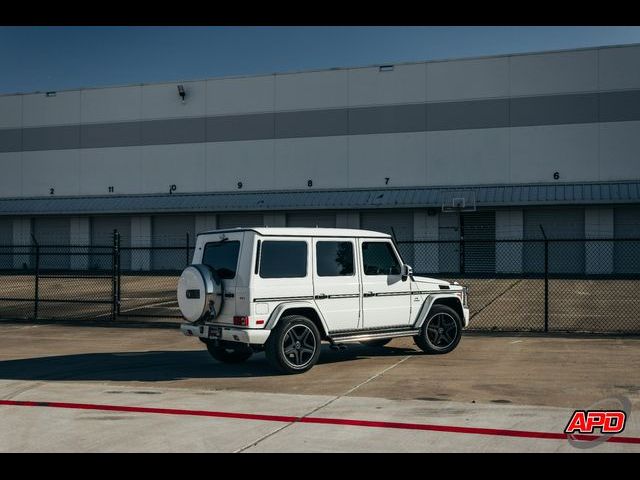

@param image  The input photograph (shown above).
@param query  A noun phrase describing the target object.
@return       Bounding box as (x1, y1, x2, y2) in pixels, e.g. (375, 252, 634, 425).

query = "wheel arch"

(415, 294, 464, 329)
(266, 302, 329, 340)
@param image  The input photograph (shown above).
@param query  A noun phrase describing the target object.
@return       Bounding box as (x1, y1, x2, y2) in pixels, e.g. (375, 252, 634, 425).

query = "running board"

(329, 328, 420, 344)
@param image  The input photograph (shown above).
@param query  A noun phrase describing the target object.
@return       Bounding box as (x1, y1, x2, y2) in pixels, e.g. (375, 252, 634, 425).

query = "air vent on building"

(379, 65, 394, 72)
(45, 91, 56, 97)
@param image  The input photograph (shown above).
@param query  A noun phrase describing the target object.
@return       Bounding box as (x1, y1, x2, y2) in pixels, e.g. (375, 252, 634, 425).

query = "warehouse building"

(1, 43, 639, 274)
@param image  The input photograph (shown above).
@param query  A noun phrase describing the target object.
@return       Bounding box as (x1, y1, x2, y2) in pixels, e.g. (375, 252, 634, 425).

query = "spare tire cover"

(177, 264, 223, 322)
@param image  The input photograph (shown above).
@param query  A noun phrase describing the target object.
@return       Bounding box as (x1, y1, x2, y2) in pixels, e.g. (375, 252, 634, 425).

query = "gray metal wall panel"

(206, 113, 274, 142)
(275, 109, 348, 138)
(22, 125, 80, 151)
(349, 104, 426, 135)
(141, 117, 205, 146)
(0, 129, 21, 152)
(510, 93, 598, 127)
(427, 98, 509, 131)
(81, 122, 141, 148)
(600, 90, 640, 123)
(438, 212, 460, 273)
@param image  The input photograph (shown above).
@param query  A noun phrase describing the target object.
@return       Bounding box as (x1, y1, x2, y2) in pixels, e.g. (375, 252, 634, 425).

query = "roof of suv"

(198, 227, 391, 238)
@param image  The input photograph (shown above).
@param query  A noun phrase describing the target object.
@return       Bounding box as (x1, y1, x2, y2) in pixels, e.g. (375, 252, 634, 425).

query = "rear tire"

(359, 338, 392, 347)
(414, 305, 462, 354)
(265, 315, 321, 374)
(205, 342, 253, 364)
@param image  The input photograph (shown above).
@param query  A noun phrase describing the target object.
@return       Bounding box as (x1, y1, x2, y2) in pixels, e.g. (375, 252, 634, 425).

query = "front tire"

(205, 341, 253, 364)
(414, 305, 462, 354)
(265, 315, 321, 374)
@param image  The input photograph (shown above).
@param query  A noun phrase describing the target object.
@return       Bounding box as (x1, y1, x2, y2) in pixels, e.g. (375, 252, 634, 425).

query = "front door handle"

(315, 294, 328, 300)
(363, 291, 375, 297)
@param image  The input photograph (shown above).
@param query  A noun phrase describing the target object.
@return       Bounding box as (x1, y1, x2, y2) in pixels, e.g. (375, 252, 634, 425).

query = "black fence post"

(31, 234, 39, 321)
(539, 225, 549, 333)
(112, 229, 120, 320)
(186, 232, 190, 267)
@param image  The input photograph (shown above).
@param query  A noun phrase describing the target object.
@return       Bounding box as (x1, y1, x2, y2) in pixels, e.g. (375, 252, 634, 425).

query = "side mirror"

(401, 264, 413, 281)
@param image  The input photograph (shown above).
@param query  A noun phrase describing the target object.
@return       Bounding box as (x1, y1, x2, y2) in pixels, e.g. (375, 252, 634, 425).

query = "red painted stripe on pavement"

(1, 399, 639, 445)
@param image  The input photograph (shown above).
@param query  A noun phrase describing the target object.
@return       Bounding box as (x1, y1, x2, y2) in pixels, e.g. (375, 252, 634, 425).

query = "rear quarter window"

(259, 241, 308, 278)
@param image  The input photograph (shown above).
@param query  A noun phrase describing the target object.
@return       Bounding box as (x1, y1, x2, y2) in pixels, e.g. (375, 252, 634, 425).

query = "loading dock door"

(0, 219, 12, 269)
(33, 217, 71, 270)
(152, 215, 196, 270)
(462, 211, 496, 274)
(91, 217, 131, 270)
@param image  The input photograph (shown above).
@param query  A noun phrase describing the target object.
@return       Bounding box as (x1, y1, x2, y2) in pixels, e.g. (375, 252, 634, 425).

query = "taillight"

(233, 316, 250, 327)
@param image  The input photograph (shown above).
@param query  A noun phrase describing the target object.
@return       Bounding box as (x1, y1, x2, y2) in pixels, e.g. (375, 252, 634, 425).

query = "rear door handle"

(363, 291, 375, 297)
(315, 294, 328, 300)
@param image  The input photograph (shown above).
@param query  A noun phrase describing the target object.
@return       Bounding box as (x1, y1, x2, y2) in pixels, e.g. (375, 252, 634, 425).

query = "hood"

(411, 275, 450, 285)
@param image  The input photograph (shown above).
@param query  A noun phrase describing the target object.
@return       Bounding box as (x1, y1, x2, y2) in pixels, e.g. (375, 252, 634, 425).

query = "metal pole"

(32, 235, 39, 321)
(539, 225, 549, 333)
(112, 229, 120, 320)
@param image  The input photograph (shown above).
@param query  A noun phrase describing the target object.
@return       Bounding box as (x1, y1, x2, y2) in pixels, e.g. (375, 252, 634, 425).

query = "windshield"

(201, 241, 240, 279)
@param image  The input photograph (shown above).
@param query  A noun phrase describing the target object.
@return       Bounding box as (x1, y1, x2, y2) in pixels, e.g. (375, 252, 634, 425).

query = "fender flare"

(265, 301, 330, 335)
(413, 293, 466, 329)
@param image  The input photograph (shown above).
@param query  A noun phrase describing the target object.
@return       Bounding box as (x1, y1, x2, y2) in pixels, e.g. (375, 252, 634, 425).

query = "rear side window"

(202, 241, 240, 279)
(316, 241, 354, 276)
(362, 241, 401, 276)
(259, 241, 307, 278)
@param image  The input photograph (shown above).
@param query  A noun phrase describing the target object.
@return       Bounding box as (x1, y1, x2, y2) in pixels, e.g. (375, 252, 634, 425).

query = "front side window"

(259, 241, 307, 278)
(202, 241, 240, 279)
(316, 241, 354, 277)
(362, 241, 401, 276)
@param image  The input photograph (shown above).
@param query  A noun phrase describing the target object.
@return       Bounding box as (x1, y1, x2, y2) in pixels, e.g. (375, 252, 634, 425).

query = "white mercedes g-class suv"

(178, 227, 469, 374)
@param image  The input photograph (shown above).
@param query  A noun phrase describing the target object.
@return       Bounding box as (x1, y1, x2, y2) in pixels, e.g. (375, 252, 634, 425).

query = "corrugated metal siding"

(286, 212, 336, 228)
(1, 181, 638, 216)
(524, 208, 585, 274)
(217, 213, 265, 229)
(438, 212, 460, 273)
(152, 215, 196, 270)
(614, 206, 640, 274)
(462, 211, 496, 274)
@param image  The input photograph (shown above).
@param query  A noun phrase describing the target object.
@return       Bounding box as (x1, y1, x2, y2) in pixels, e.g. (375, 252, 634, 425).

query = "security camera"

(177, 85, 186, 103)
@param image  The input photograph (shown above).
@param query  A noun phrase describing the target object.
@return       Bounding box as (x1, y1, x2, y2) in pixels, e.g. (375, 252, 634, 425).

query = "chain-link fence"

(0, 232, 638, 333)
(397, 238, 640, 333)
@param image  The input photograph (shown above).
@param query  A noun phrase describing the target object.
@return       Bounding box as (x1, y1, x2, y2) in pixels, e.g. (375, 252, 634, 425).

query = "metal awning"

(0, 181, 639, 216)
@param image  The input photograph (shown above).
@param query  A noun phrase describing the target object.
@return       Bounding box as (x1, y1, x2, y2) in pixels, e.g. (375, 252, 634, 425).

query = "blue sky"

(1, 26, 640, 94)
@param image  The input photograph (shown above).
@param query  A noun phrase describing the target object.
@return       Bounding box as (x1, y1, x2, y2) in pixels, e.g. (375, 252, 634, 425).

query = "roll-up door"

(152, 215, 196, 270)
(462, 211, 495, 274)
(438, 212, 460, 273)
(0, 218, 12, 269)
(33, 217, 71, 270)
(91, 216, 131, 270)
(286, 212, 336, 228)
(524, 208, 584, 274)
(614, 206, 640, 274)
(218, 214, 265, 229)
(360, 210, 414, 265)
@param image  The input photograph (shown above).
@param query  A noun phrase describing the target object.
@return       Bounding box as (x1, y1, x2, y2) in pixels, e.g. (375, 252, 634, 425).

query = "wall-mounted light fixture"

(177, 84, 186, 103)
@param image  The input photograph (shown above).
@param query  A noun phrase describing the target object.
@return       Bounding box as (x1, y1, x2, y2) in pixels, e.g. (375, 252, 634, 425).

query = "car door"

(312, 238, 361, 331)
(359, 239, 412, 329)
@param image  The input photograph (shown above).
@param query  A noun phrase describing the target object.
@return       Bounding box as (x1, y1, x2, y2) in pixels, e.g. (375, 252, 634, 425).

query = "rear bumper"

(180, 323, 271, 345)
